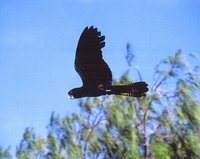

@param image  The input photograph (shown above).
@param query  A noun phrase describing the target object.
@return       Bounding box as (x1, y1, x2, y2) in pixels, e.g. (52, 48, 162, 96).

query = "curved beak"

(68, 93, 75, 99)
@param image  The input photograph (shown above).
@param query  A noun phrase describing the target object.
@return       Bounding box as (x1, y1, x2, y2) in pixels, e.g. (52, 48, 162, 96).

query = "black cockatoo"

(68, 26, 148, 99)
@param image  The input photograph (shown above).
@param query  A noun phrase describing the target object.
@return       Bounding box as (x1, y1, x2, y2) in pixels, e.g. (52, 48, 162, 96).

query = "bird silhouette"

(68, 26, 148, 99)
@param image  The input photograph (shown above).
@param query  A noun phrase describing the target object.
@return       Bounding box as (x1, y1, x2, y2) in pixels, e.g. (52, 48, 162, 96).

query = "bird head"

(68, 90, 75, 99)
(68, 88, 85, 99)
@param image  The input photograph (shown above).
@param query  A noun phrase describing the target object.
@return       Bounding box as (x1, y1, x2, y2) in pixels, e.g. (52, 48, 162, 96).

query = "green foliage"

(151, 138, 170, 159)
(0, 147, 11, 159)
(16, 128, 46, 159)
(2, 51, 200, 159)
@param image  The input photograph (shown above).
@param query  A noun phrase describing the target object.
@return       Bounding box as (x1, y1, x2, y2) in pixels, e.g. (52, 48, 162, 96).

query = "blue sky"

(0, 0, 200, 155)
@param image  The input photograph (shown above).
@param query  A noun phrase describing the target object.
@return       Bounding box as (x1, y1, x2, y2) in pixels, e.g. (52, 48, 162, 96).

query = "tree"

(0, 147, 12, 159)
(3, 51, 200, 159)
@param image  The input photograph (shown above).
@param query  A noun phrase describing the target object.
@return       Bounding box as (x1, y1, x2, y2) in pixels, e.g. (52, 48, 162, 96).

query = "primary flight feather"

(68, 26, 148, 99)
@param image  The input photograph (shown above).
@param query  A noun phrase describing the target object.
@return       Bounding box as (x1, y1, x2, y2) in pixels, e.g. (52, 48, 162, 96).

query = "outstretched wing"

(75, 26, 112, 87)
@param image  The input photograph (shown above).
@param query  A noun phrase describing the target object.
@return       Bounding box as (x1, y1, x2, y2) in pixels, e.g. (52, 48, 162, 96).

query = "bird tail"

(109, 82, 148, 97)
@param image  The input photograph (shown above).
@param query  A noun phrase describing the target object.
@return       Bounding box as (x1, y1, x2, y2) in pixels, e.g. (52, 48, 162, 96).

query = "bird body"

(68, 82, 147, 98)
(68, 26, 148, 99)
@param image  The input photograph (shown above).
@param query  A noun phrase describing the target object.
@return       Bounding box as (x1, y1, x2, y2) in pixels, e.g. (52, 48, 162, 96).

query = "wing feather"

(75, 26, 112, 87)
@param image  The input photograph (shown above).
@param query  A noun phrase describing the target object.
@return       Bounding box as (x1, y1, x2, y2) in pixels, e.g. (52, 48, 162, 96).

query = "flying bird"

(68, 26, 148, 99)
